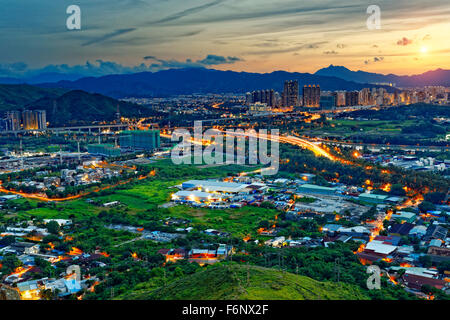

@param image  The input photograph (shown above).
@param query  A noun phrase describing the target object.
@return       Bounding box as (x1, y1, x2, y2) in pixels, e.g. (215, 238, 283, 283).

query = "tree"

(260, 201, 276, 209)
(46, 221, 60, 235)
(418, 255, 432, 268)
(361, 206, 377, 221)
(1, 255, 23, 275)
(437, 260, 450, 274)
(0, 235, 16, 246)
(418, 201, 436, 213)
(424, 192, 446, 204)
(390, 184, 406, 196)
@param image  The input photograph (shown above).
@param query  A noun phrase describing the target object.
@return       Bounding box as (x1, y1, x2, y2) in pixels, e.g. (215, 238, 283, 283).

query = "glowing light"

(420, 46, 428, 54)
(9, 266, 33, 278)
(400, 263, 413, 268)
(68, 247, 83, 256)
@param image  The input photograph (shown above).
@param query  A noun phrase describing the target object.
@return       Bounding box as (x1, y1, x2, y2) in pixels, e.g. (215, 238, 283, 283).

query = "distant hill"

(117, 264, 369, 300)
(0, 73, 87, 85)
(38, 68, 395, 98)
(315, 65, 450, 87)
(0, 84, 65, 111)
(0, 84, 150, 127)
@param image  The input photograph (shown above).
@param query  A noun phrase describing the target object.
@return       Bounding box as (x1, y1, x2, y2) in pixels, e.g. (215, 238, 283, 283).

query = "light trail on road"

(162, 130, 342, 162)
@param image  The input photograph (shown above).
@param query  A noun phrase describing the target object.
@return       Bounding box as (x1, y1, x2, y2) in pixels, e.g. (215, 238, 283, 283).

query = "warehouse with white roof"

(181, 180, 249, 194)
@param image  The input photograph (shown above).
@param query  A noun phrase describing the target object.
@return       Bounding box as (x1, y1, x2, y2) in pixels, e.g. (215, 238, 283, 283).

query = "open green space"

(118, 263, 370, 300)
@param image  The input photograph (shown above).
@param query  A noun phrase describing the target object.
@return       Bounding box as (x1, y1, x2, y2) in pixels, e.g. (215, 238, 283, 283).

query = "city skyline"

(0, 0, 450, 79)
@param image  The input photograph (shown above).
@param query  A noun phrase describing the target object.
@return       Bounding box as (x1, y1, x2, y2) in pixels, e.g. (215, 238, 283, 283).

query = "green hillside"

(31, 90, 149, 126)
(0, 84, 65, 111)
(0, 84, 152, 126)
(118, 264, 370, 300)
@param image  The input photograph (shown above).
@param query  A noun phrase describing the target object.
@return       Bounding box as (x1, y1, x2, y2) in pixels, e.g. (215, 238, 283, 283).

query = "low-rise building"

(358, 193, 388, 204)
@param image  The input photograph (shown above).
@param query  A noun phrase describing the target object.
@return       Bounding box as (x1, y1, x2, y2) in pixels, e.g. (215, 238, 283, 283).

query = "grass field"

(166, 205, 278, 237)
(7, 160, 264, 228)
(327, 119, 415, 133)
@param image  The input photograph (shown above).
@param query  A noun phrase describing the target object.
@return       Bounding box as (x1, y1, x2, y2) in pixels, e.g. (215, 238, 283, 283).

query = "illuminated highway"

(162, 130, 340, 162)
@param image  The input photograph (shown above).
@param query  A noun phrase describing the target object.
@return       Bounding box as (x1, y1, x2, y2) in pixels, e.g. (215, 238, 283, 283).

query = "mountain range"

(0, 72, 86, 85)
(0, 66, 448, 99)
(315, 65, 450, 87)
(36, 68, 397, 98)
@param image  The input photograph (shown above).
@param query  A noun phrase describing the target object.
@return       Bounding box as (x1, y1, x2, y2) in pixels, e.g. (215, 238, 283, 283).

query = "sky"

(0, 0, 449, 78)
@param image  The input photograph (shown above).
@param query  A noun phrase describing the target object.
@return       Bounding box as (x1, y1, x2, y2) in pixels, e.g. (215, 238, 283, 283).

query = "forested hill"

(0, 84, 151, 127)
(117, 264, 370, 300)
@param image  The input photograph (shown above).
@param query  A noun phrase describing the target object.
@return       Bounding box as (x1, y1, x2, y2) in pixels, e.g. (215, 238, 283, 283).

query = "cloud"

(0, 54, 243, 80)
(323, 50, 338, 55)
(148, 0, 227, 25)
(423, 34, 432, 40)
(397, 37, 413, 46)
(246, 41, 326, 55)
(336, 44, 346, 49)
(196, 55, 242, 65)
(82, 28, 137, 46)
(79, 1, 222, 48)
(364, 56, 384, 64)
(144, 54, 242, 69)
(0, 62, 28, 76)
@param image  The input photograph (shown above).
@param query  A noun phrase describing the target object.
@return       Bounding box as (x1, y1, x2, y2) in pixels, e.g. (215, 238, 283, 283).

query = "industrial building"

(357, 193, 389, 204)
(87, 144, 121, 157)
(392, 211, 417, 223)
(181, 180, 249, 194)
(119, 130, 160, 151)
(172, 190, 222, 203)
(297, 184, 337, 195)
(319, 95, 336, 109)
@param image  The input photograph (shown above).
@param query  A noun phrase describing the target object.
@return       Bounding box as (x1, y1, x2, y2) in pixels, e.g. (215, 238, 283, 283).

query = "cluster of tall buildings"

(245, 80, 322, 110)
(245, 89, 279, 107)
(1, 110, 47, 131)
(245, 80, 449, 113)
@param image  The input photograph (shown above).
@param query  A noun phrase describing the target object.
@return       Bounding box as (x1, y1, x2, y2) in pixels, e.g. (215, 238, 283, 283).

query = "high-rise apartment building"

(5, 111, 21, 131)
(36, 110, 47, 130)
(22, 110, 47, 130)
(359, 88, 372, 106)
(22, 110, 36, 130)
(345, 91, 359, 107)
(282, 80, 299, 107)
(302, 85, 320, 108)
(246, 89, 277, 107)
